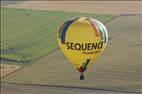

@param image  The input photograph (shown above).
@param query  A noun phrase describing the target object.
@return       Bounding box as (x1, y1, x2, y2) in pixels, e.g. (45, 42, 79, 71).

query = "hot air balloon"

(57, 17, 108, 80)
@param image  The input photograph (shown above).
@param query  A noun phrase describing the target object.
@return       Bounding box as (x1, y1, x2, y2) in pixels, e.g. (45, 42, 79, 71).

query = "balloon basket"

(80, 73, 84, 80)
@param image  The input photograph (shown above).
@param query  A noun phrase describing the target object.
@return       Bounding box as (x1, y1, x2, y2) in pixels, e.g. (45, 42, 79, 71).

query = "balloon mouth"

(77, 58, 90, 73)
(77, 66, 86, 73)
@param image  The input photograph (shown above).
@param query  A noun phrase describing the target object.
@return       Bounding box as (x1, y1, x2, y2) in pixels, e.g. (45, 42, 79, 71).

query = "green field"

(1, 7, 141, 93)
(1, 7, 113, 64)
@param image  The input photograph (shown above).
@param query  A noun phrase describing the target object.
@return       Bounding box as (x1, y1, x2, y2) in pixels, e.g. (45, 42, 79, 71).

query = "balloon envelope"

(57, 17, 108, 75)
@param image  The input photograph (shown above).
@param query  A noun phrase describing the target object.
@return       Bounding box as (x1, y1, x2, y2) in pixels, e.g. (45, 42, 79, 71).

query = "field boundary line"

(1, 82, 141, 94)
(1, 47, 59, 79)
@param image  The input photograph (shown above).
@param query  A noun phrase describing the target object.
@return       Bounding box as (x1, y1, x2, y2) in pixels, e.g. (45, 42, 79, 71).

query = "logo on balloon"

(57, 17, 108, 80)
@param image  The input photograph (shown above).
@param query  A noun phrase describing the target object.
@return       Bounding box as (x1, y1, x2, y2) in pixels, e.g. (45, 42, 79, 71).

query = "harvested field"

(0, 64, 21, 78)
(5, 1, 141, 14)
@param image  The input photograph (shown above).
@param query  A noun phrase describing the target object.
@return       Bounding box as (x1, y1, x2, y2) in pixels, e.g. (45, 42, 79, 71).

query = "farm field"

(2, 14, 142, 93)
(5, 1, 140, 14)
(1, 1, 141, 94)
(1, 7, 113, 63)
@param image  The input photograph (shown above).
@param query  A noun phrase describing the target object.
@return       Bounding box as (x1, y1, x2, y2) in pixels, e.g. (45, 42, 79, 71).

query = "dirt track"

(5, 1, 141, 14)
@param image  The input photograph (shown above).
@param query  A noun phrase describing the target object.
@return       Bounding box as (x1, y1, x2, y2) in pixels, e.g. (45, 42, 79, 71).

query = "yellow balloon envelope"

(57, 17, 108, 80)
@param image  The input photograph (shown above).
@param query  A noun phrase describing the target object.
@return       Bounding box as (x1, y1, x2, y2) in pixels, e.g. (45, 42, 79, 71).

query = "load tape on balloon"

(57, 17, 108, 73)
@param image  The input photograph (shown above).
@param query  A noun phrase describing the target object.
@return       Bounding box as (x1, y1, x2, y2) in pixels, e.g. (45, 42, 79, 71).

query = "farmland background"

(1, 1, 142, 94)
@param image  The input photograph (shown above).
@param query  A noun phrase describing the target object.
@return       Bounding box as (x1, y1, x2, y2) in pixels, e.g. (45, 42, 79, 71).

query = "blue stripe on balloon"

(61, 20, 74, 44)
(102, 27, 106, 43)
